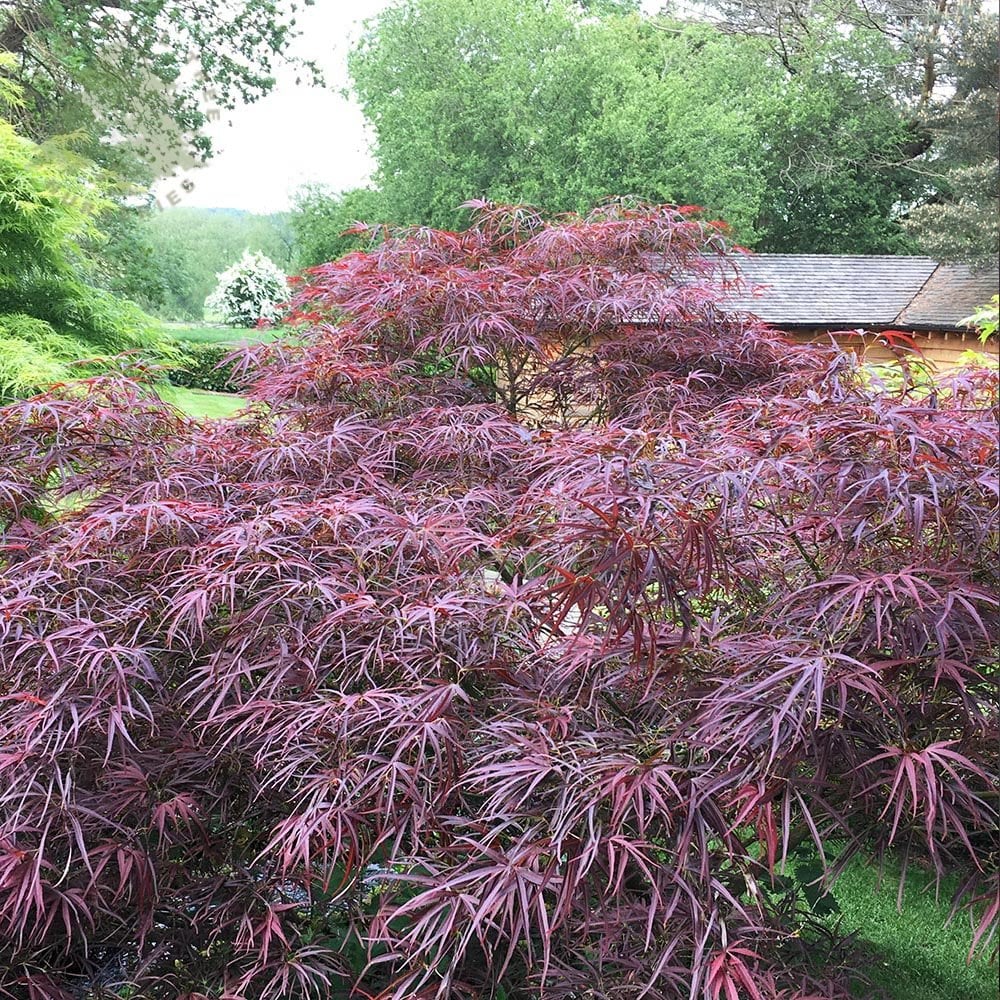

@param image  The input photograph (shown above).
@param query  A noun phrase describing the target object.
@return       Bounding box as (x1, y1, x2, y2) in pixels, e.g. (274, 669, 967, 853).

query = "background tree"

(85, 204, 200, 317)
(348, 0, 920, 251)
(574, 17, 919, 251)
(902, 12, 999, 269)
(348, 0, 591, 230)
(290, 185, 389, 267)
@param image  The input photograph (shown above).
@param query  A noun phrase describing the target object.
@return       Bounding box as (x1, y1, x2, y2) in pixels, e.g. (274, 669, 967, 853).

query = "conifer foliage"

(0, 202, 996, 998)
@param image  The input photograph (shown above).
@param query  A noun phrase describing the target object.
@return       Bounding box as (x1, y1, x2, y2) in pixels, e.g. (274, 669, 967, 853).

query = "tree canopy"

(347, 0, 923, 251)
(343, 0, 996, 261)
(0, 0, 316, 167)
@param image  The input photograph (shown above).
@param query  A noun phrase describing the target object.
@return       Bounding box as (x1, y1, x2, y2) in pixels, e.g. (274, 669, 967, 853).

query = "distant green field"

(159, 322, 281, 346)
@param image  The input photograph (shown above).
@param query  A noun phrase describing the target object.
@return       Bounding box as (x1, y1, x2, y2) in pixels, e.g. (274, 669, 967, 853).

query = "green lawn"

(158, 321, 281, 346)
(815, 852, 996, 1000)
(156, 382, 248, 419)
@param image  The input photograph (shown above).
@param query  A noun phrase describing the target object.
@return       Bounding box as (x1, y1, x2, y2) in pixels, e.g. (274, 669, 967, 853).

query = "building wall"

(784, 328, 999, 371)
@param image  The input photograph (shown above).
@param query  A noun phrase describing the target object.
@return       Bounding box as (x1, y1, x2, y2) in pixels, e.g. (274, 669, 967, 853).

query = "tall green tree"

(349, 0, 593, 230)
(1, 0, 317, 165)
(348, 0, 919, 252)
(902, 12, 999, 269)
(750, 23, 922, 253)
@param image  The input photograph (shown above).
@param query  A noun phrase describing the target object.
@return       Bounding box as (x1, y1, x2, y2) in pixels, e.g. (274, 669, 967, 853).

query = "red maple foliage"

(0, 202, 996, 998)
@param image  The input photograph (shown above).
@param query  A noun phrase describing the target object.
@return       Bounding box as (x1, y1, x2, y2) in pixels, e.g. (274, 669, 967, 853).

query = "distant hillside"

(143, 208, 296, 320)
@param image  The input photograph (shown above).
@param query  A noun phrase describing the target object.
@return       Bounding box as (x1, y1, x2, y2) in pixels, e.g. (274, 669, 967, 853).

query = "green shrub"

(0, 315, 76, 401)
(0, 312, 176, 402)
(1, 95, 168, 398)
(165, 341, 241, 393)
(0, 273, 156, 349)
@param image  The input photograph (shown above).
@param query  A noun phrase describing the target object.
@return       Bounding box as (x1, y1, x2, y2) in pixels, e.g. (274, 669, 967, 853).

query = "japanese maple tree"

(0, 201, 996, 999)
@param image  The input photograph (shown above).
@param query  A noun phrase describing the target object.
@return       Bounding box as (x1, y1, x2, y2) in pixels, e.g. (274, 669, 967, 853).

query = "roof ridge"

(896, 262, 943, 325)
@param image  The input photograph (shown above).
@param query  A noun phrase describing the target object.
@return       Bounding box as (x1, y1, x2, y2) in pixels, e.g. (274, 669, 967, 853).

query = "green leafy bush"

(204, 249, 289, 327)
(962, 294, 999, 343)
(165, 341, 241, 393)
(0, 315, 76, 401)
(1, 89, 165, 397)
(0, 312, 177, 403)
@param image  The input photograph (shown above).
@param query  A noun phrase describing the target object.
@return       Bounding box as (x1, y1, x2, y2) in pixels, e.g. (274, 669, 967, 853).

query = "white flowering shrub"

(205, 250, 288, 327)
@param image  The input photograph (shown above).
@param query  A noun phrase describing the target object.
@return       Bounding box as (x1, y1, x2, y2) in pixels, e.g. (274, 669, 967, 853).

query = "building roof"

(897, 265, 998, 328)
(718, 254, 998, 330)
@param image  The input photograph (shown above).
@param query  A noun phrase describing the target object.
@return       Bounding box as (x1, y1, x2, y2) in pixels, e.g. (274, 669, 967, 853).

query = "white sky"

(152, 0, 389, 213)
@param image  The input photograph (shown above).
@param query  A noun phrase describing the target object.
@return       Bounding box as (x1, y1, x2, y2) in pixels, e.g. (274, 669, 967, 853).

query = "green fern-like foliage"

(961, 295, 999, 344)
(0, 309, 165, 403)
(1, 79, 164, 400)
(0, 272, 152, 350)
(0, 314, 81, 400)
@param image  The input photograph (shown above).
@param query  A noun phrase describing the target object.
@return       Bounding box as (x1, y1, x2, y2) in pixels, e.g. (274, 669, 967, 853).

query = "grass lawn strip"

(156, 382, 248, 419)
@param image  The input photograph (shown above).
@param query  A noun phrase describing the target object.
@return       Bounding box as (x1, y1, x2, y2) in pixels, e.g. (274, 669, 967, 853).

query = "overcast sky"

(152, 0, 389, 214)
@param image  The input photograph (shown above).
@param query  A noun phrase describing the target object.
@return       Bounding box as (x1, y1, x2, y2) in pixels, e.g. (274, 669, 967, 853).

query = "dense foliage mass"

(0, 203, 996, 998)
(291, 185, 388, 268)
(706, 0, 998, 268)
(0, 71, 161, 400)
(348, 0, 921, 252)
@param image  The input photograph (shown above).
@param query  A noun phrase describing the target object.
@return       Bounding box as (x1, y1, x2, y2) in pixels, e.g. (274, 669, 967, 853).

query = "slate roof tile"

(898, 264, 999, 328)
(713, 254, 997, 329)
